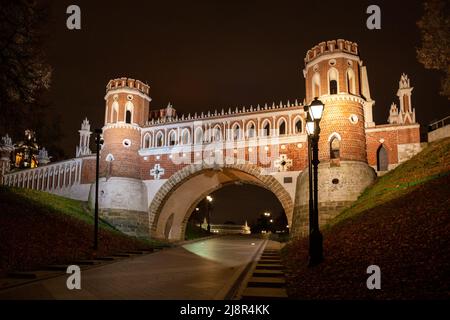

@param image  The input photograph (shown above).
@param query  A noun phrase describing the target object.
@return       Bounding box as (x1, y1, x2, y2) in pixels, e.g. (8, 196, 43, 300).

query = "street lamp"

(305, 97, 324, 266)
(264, 212, 271, 217)
(93, 128, 103, 251)
(206, 195, 213, 233)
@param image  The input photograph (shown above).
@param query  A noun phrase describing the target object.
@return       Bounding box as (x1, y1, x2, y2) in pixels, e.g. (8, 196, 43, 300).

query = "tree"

(416, 0, 450, 99)
(0, 1, 66, 160)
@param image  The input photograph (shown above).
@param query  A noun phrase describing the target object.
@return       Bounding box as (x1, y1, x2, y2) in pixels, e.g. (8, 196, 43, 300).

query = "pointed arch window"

(330, 136, 340, 159)
(181, 129, 190, 145)
(294, 118, 303, 134)
(233, 124, 241, 141)
(169, 131, 177, 146)
(346, 68, 356, 94)
(328, 68, 339, 95)
(144, 134, 152, 148)
(195, 128, 203, 145)
(156, 132, 164, 147)
(312, 73, 321, 98)
(247, 122, 256, 138)
(377, 144, 388, 171)
(279, 119, 286, 135)
(262, 121, 271, 137)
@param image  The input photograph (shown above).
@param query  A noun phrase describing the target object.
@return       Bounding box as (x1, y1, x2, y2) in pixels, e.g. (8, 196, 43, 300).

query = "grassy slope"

(0, 187, 163, 276)
(283, 137, 450, 299)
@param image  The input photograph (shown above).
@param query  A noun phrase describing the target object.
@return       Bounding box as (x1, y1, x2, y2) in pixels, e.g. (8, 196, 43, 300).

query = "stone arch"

(148, 160, 294, 241)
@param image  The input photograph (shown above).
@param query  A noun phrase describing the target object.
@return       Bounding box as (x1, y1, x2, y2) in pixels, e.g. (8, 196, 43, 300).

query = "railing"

(428, 116, 450, 132)
(2, 158, 84, 192)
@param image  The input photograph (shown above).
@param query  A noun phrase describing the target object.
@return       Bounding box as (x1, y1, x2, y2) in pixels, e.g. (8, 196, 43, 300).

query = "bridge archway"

(148, 161, 294, 241)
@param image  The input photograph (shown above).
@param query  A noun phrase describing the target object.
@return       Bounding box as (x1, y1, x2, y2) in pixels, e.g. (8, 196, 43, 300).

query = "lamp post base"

(308, 229, 323, 267)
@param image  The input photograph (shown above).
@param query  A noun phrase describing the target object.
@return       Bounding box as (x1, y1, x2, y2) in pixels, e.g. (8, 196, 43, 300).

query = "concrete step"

(255, 264, 283, 270)
(241, 287, 288, 300)
(44, 265, 71, 271)
(258, 259, 281, 263)
(252, 269, 284, 277)
(112, 253, 132, 257)
(73, 260, 102, 265)
(95, 256, 117, 261)
(7, 272, 39, 279)
(247, 277, 286, 288)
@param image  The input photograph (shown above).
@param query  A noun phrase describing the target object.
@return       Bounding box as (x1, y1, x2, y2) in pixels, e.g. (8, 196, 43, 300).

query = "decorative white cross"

(150, 164, 165, 180)
(274, 154, 293, 172)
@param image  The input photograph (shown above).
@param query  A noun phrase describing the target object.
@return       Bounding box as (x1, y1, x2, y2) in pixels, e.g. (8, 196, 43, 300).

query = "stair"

(240, 244, 288, 300)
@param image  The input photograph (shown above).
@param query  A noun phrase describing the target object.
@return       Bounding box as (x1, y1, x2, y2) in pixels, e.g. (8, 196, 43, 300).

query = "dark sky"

(43, 0, 448, 223)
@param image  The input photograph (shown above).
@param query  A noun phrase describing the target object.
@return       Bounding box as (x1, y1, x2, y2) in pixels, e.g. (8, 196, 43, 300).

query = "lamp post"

(93, 128, 103, 251)
(305, 97, 324, 266)
(206, 195, 213, 233)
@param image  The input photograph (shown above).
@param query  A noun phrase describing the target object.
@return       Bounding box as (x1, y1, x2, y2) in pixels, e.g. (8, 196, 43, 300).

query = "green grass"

(328, 137, 450, 228)
(2, 186, 117, 231)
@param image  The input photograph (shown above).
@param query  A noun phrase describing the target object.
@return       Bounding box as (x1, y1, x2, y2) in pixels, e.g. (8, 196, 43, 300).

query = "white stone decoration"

(274, 154, 293, 172)
(122, 139, 131, 148)
(349, 114, 359, 124)
(150, 164, 165, 180)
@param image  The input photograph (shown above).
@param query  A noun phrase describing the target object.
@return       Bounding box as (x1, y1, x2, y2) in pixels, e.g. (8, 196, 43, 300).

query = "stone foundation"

(291, 160, 376, 238)
(100, 208, 149, 238)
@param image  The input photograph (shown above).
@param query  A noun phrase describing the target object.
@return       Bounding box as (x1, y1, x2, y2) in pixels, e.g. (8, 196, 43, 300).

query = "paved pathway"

(0, 235, 265, 300)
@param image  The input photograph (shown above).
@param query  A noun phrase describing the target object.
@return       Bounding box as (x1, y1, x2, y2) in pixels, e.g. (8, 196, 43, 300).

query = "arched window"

(346, 68, 356, 94)
(330, 136, 340, 159)
(112, 101, 119, 123)
(294, 118, 303, 134)
(377, 144, 388, 171)
(262, 121, 271, 137)
(125, 101, 133, 123)
(247, 122, 256, 138)
(195, 127, 203, 144)
(278, 119, 286, 135)
(169, 131, 177, 146)
(156, 132, 164, 147)
(213, 126, 222, 141)
(232, 124, 241, 141)
(328, 68, 339, 95)
(143, 133, 151, 148)
(181, 129, 190, 145)
(312, 72, 321, 98)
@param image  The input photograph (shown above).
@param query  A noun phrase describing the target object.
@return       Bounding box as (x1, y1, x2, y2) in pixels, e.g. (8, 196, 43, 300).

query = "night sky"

(43, 0, 448, 224)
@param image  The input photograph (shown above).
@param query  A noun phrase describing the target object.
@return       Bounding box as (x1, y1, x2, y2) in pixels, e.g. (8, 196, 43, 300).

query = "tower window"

(330, 137, 340, 159)
(125, 110, 132, 124)
(330, 80, 337, 95)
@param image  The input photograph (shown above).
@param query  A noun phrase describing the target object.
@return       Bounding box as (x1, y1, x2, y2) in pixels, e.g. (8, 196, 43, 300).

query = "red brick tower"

(304, 39, 367, 164)
(292, 40, 377, 237)
(101, 77, 150, 178)
(89, 77, 151, 237)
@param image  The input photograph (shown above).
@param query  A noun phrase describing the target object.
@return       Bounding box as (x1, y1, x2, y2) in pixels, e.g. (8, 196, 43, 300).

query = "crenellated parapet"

(304, 39, 359, 64)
